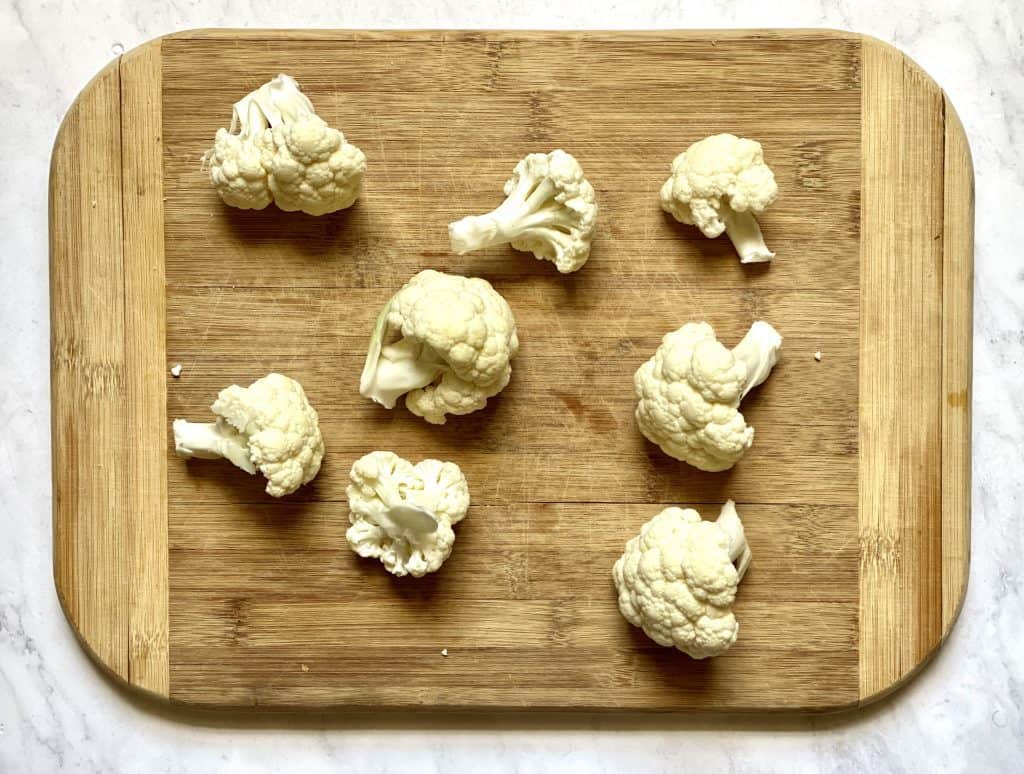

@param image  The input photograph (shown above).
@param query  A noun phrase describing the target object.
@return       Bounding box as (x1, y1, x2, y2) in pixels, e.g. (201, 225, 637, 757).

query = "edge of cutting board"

(49, 29, 973, 712)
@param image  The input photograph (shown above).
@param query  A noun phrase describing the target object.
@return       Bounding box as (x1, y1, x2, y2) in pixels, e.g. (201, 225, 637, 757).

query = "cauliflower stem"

(731, 320, 784, 398)
(449, 175, 574, 253)
(716, 499, 752, 579)
(359, 301, 446, 409)
(172, 419, 257, 474)
(723, 208, 775, 264)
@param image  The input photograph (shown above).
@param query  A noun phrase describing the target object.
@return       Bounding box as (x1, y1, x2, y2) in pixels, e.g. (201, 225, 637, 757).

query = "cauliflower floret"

(660, 133, 778, 263)
(612, 500, 751, 659)
(206, 128, 274, 210)
(267, 115, 367, 215)
(634, 321, 782, 471)
(359, 269, 519, 424)
(346, 451, 470, 577)
(448, 149, 598, 273)
(172, 373, 324, 497)
(203, 74, 365, 216)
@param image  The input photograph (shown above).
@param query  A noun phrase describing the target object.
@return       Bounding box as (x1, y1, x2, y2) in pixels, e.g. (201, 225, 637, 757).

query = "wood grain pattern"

(940, 100, 973, 631)
(49, 30, 972, 712)
(857, 38, 971, 703)
(120, 42, 170, 695)
(50, 59, 129, 681)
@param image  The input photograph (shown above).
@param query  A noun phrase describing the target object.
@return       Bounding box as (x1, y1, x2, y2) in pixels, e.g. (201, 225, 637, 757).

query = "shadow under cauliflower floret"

(346, 451, 470, 578)
(634, 321, 782, 472)
(204, 74, 366, 216)
(612, 501, 751, 659)
(448, 149, 598, 273)
(360, 269, 520, 424)
(172, 373, 324, 497)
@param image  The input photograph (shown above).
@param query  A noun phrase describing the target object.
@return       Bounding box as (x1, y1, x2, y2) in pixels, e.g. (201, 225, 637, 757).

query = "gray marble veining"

(1, 0, 1022, 771)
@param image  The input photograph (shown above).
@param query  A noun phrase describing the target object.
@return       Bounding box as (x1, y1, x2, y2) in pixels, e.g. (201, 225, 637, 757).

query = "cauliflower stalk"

(360, 270, 519, 424)
(448, 149, 598, 273)
(346, 451, 470, 577)
(204, 74, 366, 216)
(613, 500, 751, 659)
(660, 133, 778, 263)
(173, 373, 324, 497)
(635, 321, 782, 471)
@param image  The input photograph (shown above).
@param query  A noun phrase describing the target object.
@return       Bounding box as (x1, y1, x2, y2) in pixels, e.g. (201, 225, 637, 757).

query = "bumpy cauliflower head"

(206, 129, 274, 210)
(212, 373, 325, 497)
(660, 133, 777, 236)
(612, 502, 749, 659)
(634, 321, 781, 472)
(448, 149, 598, 273)
(204, 74, 366, 216)
(346, 451, 470, 577)
(360, 270, 520, 424)
(267, 116, 367, 215)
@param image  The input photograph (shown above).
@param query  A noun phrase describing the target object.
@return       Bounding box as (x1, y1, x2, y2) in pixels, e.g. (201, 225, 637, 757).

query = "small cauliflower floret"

(203, 74, 366, 216)
(612, 500, 751, 659)
(346, 451, 470, 578)
(173, 373, 324, 497)
(634, 321, 782, 471)
(660, 133, 778, 263)
(448, 149, 598, 273)
(359, 269, 519, 424)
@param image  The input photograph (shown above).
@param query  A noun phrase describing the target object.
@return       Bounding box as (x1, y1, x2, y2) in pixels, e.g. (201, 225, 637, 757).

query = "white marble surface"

(1, 0, 1022, 771)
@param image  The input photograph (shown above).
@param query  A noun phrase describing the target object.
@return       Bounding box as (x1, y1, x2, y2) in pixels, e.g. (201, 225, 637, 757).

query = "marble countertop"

(2, 0, 1021, 771)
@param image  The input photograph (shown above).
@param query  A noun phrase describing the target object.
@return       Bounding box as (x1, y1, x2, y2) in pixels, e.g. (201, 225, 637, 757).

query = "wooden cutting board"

(50, 29, 972, 712)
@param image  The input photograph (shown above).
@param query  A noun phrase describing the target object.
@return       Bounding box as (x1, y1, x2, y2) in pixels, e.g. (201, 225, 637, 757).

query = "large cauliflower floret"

(203, 74, 366, 216)
(660, 133, 778, 263)
(346, 451, 470, 578)
(448, 149, 598, 273)
(634, 321, 782, 472)
(359, 270, 520, 424)
(172, 373, 324, 497)
(612, 500, 752, 659)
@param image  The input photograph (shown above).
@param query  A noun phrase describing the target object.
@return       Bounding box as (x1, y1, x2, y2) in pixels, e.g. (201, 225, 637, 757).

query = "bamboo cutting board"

(50, 29, 972, 712)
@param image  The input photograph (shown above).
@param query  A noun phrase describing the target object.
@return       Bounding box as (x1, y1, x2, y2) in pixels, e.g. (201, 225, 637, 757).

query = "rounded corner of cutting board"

(50, 40, 155, 153)
(53, 571, 173, 703)
(855, 564, 970, 709)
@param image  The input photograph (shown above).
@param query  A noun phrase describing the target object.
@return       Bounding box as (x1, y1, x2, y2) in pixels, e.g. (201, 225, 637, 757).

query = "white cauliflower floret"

(634, 321, 782, 471)
(448, 149, 598, 273)
(612, 500, 751, 659)
(359, 269, 520, 424)
(206, 128, 274, 210)
(204, 74, 366, 216)
(267, 115, 367, 215)
(660, 133, 778, 263)
(172, 373, 324, 497)
(346, 451, 470, 578)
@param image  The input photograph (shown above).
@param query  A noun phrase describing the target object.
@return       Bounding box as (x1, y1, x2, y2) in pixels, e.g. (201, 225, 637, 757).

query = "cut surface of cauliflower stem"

(172, 373, 324, 497)
(660, 133, 778, 263)
(448, 149, 598, 273)
(346, 451, 470, 577)
(359, 269, 519, 424)
(635, 320, 782, 472)
(613, 500, 751, 659)
(204, 73, 366, 216)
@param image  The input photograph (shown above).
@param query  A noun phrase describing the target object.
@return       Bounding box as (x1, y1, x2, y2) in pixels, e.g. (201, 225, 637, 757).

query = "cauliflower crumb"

(170, 364, 182, 377)
(441, 648, 449, 657)
(814, 351, 822, 361)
